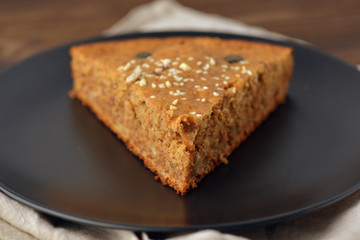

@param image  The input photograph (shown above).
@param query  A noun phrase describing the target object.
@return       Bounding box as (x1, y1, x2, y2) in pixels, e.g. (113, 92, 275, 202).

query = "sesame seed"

(150, 95, 156, 99)
(203, 63, 210, 70)
(139, 78, 147, 86)
(197, 61, 202, 66)
(194, 85, 200, 88)
(201, 98, 206, 102)
(213, 77, 220, 80)
(232, 88, 236, 94)
(155, 68, 162, 73)
(170, 105, 177, 110)
(221, 64, 228, 69)
(159, 75, 166, 80)
(247, 70, 253, 76)
(187, 57, 194, 61)
(223, 80, 228, 85)
(144, 73, 154, 78)
(169, 68, 182, 75)
(213, 92, 219, 96)
(165, 81, 172, 87)
(179, 63, 192, 71)
(180, 92, 186, 95)
(142, 63, 150, 68)
(161, 59, 171, 66)
(181, 97, 187, 100)
(225, 76, 230, 80)
(196, 114, 202, 117)
(240, 60, 249, 64)
(215, 83, 219, 87)
(174, 75, 183, 81)
(217, 87, 224, 91)
(180, 82, 184, 86)
(172, 61, 179, 66)
(196, 70, 202, 74)
(123, 62, 132, 70)
(158, 83, 165, 88)
(200, 77, 207, 81)
(209, 57, 216, 66)
(203, 71, 208, 74)
(173, 82, 179, 86)
(169, 91, 174, 95)
(190, 112, 196, 115)
(203, 86, 208, 90)
(231, 66, 240, 70)
(151, 83, 156, 88)
(126, 65, 142, 82)
(172, 99, 178, 105)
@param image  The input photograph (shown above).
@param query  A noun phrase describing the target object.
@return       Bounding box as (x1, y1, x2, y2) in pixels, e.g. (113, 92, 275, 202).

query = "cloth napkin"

(1, 0, 359, 239)
(102, 0, 305, 44)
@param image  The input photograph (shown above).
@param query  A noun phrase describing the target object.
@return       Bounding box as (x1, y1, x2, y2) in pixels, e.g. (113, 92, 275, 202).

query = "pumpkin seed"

(224, 54, 244, 63)
(136, 52, 152, 59)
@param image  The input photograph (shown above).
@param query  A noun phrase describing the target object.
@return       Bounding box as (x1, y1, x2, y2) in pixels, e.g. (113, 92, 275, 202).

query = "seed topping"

(224, 54, 244, 63)
(136, 52, 152, 59)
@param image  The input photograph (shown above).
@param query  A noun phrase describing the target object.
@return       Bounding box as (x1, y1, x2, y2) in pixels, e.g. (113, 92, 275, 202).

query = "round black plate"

(1, 32, 360, 232)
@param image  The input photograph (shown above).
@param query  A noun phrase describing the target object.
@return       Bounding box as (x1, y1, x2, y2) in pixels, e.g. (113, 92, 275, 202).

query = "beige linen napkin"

(103, 0, 305, 45)
(0, 191, 138, 240)
(1, 0, 359, 239)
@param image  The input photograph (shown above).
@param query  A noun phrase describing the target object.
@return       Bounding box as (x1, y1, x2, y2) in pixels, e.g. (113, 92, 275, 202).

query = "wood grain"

(0, 0, 359, 71)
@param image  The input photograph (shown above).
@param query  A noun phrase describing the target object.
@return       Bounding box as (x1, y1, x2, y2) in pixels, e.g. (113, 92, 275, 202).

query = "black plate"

(1, 32, 360, 232)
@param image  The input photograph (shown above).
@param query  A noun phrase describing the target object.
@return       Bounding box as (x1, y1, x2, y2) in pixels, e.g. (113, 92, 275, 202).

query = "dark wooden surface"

(0, 0, 359, 72)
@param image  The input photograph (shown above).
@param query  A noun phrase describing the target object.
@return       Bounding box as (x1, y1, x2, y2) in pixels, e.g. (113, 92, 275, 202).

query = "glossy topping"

(116, 42, 257, 119)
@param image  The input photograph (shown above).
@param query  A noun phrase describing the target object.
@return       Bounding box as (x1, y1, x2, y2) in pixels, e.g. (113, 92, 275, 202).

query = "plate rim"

(2, 182, 360, 232)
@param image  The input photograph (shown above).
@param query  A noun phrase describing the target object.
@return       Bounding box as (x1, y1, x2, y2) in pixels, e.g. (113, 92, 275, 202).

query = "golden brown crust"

(70, 36, 294, 195)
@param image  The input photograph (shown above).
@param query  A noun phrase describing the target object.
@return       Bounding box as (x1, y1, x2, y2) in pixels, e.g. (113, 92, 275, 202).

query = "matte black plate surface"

(1, 32, 360, 232)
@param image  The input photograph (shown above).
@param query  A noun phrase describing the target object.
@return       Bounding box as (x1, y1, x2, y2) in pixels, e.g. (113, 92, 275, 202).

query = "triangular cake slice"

(70, 36, 293, 195)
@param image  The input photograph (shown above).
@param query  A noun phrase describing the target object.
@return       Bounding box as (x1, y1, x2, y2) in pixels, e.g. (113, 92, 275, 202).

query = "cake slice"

(69, 36, 293, 195)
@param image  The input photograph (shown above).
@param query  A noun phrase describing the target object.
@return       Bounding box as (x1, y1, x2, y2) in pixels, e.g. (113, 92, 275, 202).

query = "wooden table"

(1, 0, 359, 72)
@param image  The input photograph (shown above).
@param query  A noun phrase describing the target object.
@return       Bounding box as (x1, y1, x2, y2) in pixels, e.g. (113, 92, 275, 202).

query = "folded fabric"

(103, 0, 306, 45)
(0, 191, 138, 240)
